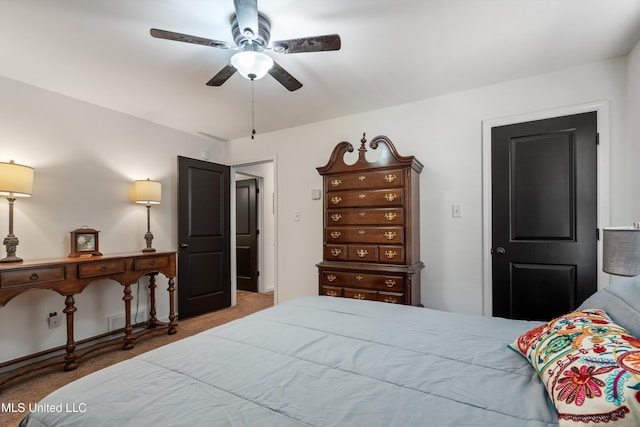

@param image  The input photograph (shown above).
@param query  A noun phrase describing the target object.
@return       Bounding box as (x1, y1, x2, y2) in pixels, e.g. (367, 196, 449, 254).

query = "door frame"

(481, 101, 610, 316)
(234, 175, 260, 292)
(230, 157, 278, 305)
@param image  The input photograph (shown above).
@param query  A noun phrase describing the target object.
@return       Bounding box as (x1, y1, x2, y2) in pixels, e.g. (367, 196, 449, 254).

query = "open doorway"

(232, 160, 276, 305)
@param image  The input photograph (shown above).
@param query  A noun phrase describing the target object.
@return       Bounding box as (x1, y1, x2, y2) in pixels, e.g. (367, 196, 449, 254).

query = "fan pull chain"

(251, 78, 256, 140)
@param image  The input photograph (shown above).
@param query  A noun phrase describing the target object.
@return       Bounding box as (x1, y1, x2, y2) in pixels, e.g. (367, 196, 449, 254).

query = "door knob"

(492, 247, 506, 255)
(179, 243, 189, 249)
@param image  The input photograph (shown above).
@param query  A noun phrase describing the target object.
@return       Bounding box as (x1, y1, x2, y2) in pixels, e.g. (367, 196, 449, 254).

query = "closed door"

(177, 156, 231, 318)
(236, 178, 259, 292)
(491, 112, 597, 321)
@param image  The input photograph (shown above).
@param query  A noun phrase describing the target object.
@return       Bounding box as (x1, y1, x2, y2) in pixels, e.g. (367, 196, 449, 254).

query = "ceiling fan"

(150, 0, 341, 91)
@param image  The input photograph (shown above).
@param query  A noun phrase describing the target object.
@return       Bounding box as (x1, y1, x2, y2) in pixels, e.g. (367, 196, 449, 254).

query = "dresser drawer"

(325, 245, 347, 260)
(320, 270, 405, 292)
(78, 260, 127, 278)
(0, 266, 66, 288)
(378, 246, 405, 264)
(327, 208, 404, 225)
(320, 285, 343, 297)
(378, 293, 404, 304)
(343, 288, 379, 301)
(321, 285, 404, 304)
(327, 189, 404, 208)
(326, 169, 404, 191)
(327, 226, 404, 244)
(133, 255, 170, 271)
(346, 245, 378, 262)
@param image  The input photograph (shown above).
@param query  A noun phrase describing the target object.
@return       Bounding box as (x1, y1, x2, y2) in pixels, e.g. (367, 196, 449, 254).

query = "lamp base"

(142, 230, 155, 253)
(2, 233, 22, 263)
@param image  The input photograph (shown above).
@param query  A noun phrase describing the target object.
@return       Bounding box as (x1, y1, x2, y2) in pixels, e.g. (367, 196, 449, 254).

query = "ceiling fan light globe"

(231, 51, 273, 80)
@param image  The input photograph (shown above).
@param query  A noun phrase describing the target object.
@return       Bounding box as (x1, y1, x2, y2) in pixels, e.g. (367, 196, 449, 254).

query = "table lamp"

(134, 178, 161, 252)
(0, 160, 34, 263)
(603, 223, 640, 276)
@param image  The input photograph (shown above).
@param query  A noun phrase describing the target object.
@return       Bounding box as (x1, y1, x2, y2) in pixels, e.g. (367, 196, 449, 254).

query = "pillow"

(509, 309, 640, 426)
(577, 275, 640, 337)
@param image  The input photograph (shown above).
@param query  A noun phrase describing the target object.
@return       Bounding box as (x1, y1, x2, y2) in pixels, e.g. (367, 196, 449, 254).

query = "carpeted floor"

(0, 290, 274, 427)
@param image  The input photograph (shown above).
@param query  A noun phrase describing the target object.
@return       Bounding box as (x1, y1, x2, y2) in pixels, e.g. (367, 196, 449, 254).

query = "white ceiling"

(1, 0, 640, 142)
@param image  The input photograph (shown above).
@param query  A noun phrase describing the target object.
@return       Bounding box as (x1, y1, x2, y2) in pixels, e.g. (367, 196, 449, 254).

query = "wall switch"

(294, 211, 301, 222)
(48, 312, 61, 329)
(452, 204, 463, 218)
(311, 189, 321, 200)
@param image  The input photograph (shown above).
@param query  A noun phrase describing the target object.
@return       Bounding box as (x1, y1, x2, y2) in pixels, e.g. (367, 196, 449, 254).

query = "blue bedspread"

(20, 296, 557, 426)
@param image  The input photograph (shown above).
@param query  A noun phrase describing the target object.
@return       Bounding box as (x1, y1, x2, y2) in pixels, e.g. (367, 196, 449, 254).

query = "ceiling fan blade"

(233, 0, 259, 40)
(150, 28, 231, 49)
(206, 64, 237, 86)
(268, 61, 302, 92)
(271, 34, 341, 54)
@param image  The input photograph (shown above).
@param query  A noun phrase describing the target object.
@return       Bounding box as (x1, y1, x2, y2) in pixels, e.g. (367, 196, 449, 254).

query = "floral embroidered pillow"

(509, 309, 640, 426)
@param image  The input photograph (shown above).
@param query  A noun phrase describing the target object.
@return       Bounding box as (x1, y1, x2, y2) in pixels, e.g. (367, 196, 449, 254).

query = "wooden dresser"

(316, 134, 424, 305)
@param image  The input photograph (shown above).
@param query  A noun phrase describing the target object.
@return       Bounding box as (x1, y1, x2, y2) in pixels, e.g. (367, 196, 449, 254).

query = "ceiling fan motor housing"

(232, 12, 271, 52)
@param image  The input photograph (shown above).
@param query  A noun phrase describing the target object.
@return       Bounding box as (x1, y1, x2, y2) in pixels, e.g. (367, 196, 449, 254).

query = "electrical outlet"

(108, 308, 148, 331)
(452, 203, 463, 218)
(48, 312, 61, 329)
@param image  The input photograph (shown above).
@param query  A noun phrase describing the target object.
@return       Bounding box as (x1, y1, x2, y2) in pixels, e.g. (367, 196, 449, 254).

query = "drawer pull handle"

(384, 193, 397, 202)
(331, 179, 342, 187)
(331, 196, 342, 205)
(354, 293, 366, 300)
(330, 231, 341, 239)
(330, 248, 342, 256)
(384, 297, 398, 304)
(30, 273, 39, 281)
(100, 265, 107, 272)
(358, 175, 366, 181)
(358, 193, 366, 199)
(384, 174, 397, 183)
(385, 250, 398, 259)
(356, 249, 368, 258)
(326, 290, 338, 297)
(331, 214, 342, 222)
(327, 274, 337, 282)
(358, 212, 366, 217)
(384, 212, 398, 221)
(358, 230, 365, 235)
(384, 231, 397, 240)
(385, 279, 396, 288)
(355, 275, 363, 281)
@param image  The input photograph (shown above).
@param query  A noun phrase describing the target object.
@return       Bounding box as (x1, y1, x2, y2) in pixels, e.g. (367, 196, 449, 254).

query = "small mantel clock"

(69, 227, 102, 258)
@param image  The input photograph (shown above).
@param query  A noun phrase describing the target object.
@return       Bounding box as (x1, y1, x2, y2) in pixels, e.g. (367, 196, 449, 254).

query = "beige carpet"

(0, 290, 274, 427)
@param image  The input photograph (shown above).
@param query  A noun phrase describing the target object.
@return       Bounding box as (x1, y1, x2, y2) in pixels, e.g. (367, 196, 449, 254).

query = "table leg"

(123, 283, 134, 350)
(167, 277, 177, 335)
(63, 295, 78, 371)
(147, 272, 159, 327)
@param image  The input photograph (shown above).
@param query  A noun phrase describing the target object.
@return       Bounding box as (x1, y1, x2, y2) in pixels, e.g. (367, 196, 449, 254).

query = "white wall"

(221, 57, 631, 315)
(629, 40, 640, 220)
(0, 76, 219, 363)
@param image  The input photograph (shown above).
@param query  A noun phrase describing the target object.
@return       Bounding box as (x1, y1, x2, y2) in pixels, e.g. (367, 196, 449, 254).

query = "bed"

(20, 275, 640, 427)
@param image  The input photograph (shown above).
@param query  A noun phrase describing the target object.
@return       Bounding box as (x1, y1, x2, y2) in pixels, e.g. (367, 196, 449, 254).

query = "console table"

(0, 251, 177, 372)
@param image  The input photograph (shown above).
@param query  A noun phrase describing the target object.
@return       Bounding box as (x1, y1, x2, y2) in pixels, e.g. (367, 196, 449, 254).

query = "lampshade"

(0, 160, 34, 198)
(603, 225, 640, 276)
(134, 179, 161, 205)
(230, 51, 274, 80)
